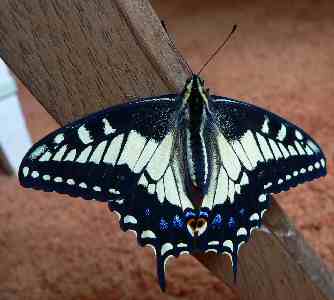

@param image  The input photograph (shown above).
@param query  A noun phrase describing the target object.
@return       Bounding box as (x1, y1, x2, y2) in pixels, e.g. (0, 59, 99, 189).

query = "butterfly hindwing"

(110, 180, 193, 290)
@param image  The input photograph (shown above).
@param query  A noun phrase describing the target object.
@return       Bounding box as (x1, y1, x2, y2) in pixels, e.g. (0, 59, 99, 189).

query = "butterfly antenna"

(161, 20, 193, 75)
(198, 24, 237, 76)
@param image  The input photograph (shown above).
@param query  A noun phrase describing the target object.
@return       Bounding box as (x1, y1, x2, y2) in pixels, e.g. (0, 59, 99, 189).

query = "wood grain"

(0, 0, 189, 125)
(0, 0, 333, 299)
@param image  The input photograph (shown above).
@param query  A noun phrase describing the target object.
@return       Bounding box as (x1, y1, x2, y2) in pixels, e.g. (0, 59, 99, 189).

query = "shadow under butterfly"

(19, 27, 327, 291)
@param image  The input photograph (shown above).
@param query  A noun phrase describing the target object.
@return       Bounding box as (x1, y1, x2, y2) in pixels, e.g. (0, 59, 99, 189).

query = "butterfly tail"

(157, 256, 166, 292)
(232, 251, 238, 284)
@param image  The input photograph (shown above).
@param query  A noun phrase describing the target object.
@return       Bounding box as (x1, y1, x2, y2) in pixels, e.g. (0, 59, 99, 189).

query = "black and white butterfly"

(19, 74, 326, 290)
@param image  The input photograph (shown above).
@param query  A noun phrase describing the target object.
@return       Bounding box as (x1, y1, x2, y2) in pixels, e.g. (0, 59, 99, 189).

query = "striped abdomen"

(186, 97, 209, 194)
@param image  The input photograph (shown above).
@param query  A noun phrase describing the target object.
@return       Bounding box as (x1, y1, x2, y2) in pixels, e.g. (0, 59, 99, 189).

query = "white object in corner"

(0, 58, 32, 175)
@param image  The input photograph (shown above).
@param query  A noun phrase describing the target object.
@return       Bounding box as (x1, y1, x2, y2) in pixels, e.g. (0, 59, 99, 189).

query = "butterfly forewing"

(210, 96, 326, 195)
(19, 95, 179, 200)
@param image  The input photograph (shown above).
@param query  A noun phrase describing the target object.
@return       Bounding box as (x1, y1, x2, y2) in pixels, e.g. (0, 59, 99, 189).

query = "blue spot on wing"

(199, 211, 209, 218)
(160, 218, 169, 231)
(212, 214, 222, 229)
(185, 210, 196, 218)
(228, 217, 236, 230)
(172, 215, 184, 229)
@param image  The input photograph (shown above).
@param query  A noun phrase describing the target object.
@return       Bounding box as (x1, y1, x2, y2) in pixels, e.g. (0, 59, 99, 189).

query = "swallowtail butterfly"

(19, 74, 326, 290)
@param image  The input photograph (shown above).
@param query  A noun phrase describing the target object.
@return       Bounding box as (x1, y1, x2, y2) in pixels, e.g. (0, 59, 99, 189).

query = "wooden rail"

(0, 1, 333, 299)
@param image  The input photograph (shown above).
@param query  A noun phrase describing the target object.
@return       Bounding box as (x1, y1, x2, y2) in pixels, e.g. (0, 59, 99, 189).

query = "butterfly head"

(182, 75, 209, 106)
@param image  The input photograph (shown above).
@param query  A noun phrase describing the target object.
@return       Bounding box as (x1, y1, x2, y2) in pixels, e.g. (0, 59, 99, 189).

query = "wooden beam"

(0, 0, 189, 125)
(0, 1, 333, 299)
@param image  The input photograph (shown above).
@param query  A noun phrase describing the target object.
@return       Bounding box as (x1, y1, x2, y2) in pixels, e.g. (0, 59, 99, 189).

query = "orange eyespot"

(187, 218, 197, 230)
(187, 218, 207, 230)
(197, 218, 206, 227)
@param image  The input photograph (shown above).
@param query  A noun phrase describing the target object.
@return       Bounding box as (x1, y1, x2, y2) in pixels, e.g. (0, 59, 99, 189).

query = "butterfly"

(19, 74, 326, 290)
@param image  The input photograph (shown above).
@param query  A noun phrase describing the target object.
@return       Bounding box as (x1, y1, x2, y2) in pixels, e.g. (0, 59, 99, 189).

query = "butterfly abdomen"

(185, 91, 210, 196)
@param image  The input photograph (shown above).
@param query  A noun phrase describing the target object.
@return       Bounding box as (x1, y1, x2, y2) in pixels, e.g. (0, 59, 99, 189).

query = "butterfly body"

(175, 75, 210, 201)
(19, 75, 326, 291)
